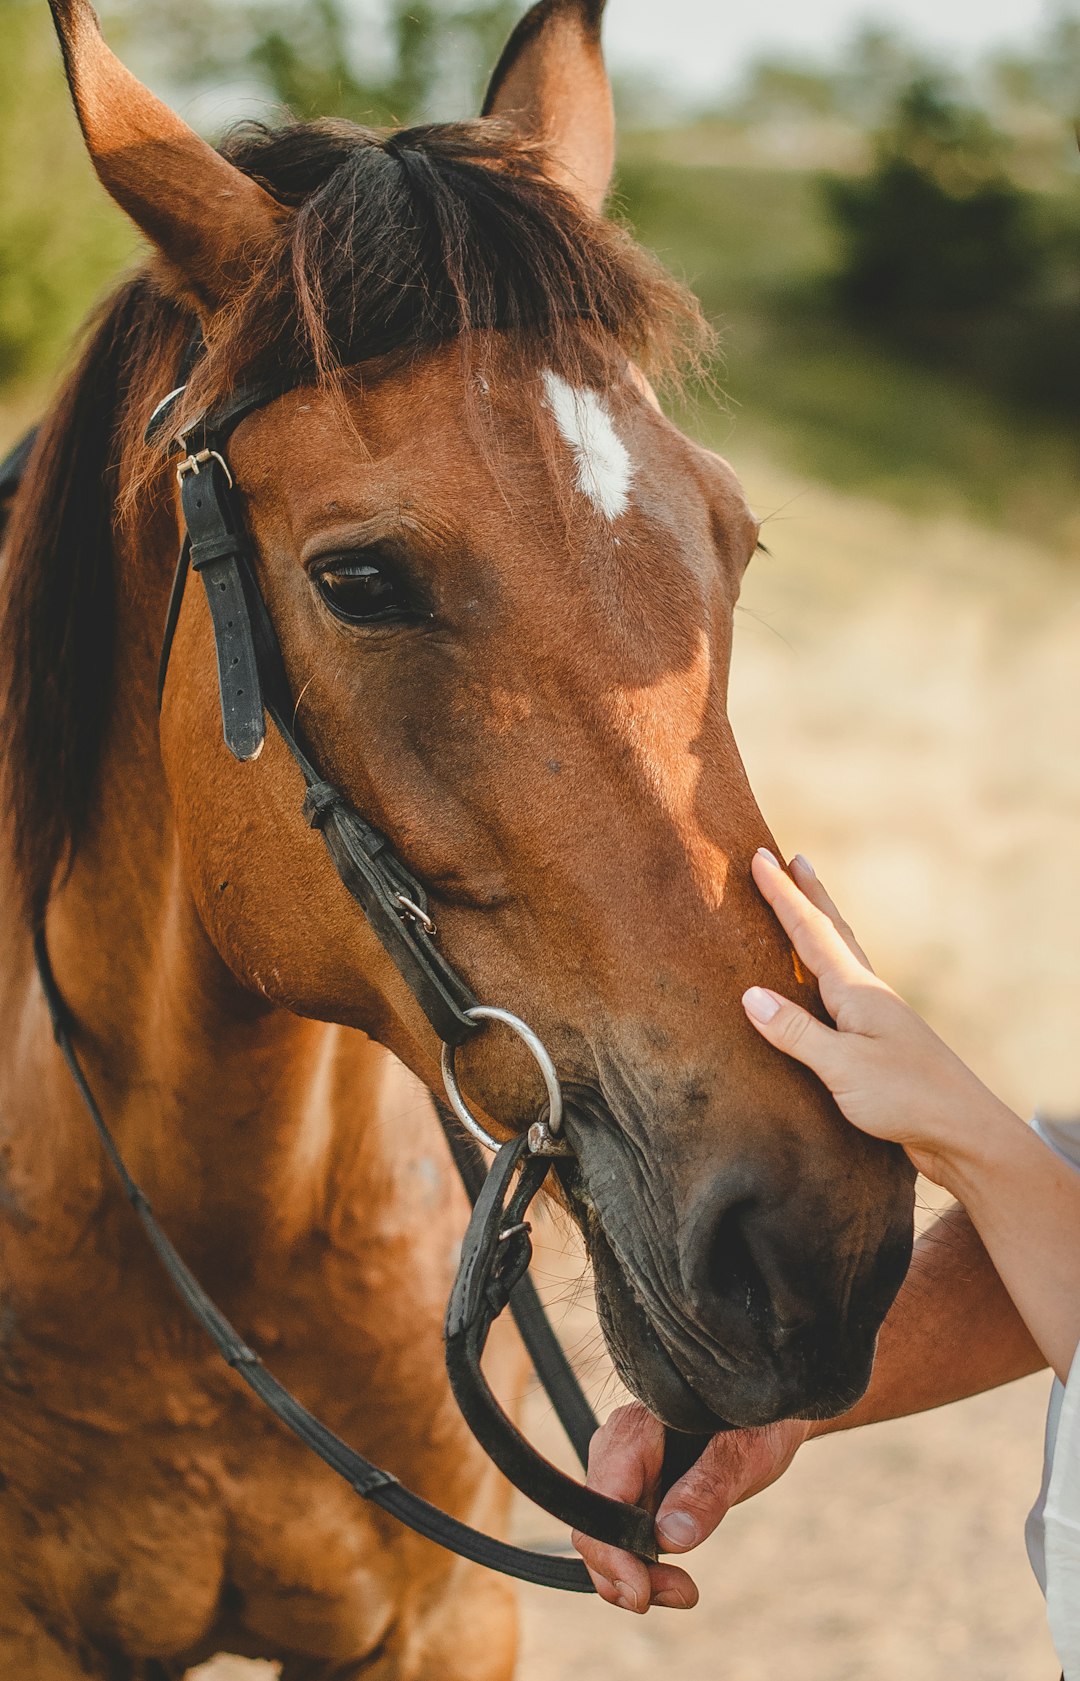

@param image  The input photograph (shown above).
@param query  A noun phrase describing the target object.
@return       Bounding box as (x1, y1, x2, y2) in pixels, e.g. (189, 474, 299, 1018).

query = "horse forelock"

(180, 116, 709, 420)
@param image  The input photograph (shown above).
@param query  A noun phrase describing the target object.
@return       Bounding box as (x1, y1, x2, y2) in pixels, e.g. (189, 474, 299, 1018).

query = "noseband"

(13, 366, 695, 1593)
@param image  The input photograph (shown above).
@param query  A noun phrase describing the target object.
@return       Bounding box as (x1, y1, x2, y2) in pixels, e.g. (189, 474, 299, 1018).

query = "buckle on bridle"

(394, 892, 437, 937)
(176, 447, 234, 489)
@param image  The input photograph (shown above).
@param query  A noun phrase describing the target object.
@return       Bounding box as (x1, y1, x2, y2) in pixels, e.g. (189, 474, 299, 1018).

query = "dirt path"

(195, 451, 1078, 1678)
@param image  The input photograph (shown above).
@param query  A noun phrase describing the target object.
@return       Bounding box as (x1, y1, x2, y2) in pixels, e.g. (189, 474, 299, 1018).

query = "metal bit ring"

(441, 1006, 565, 1156)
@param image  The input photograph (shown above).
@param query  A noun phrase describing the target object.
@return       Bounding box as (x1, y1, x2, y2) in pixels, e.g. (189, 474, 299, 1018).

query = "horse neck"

(7, 422, 401, 1273)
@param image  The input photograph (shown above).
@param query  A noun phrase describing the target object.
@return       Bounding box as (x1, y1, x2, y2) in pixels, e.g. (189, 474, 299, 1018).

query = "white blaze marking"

(541, 369, 632, 521)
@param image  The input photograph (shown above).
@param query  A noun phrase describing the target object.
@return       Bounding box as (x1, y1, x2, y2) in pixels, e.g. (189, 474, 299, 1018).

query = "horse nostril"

(705, 1201, 772, 1336)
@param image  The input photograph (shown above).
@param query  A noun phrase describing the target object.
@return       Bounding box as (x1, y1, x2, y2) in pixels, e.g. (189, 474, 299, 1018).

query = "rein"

(4, 373, 673, 1592)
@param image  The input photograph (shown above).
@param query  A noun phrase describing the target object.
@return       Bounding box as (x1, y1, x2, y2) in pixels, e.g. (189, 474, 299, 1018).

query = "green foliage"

(616, 155, 1079, 541)
(128, 0, 520, 124)
(0, 1, 135, 390)
(819, 74, 1080, 426)
(825, 78, 1037, 319)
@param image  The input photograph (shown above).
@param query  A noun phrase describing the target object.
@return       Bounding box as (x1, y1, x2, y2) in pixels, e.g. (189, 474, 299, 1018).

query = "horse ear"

(47, 0, 283, 312)
(482, 0, 614, 215)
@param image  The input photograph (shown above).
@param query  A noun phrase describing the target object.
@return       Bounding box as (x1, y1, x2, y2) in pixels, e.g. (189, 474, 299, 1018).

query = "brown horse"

(0, 0, 916, 1674)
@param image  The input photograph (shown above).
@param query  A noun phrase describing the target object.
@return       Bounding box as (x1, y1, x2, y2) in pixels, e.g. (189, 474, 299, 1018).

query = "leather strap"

(158, 416, 480, 1046)
(445, 1135, 658, 1559)
(33, 931, 596, 1593)
(179, 457, 266, 762)
(437, 1103, 599, 1471)
(242, 545, 481, 1047)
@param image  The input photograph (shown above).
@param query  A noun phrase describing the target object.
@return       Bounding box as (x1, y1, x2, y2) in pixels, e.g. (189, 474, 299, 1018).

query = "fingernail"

(655, 1589, 692, 1610)
(615, 1580, 641, 1612)
(658, 1510, 699, 1549)
(756, 847, 781, 868)
(793, 854, 816, 878)
(743, 987, 781, 1025)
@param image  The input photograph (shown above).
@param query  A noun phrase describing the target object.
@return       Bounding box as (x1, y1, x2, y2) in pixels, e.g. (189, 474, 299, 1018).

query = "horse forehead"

(231, 349, 727, 545)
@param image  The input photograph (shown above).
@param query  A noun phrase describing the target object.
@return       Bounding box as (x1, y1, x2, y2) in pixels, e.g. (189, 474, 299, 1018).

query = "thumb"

(657, 1422, 810, 1554)
(742, 986, 841, 1083)
(654, 1430, 768, 1553)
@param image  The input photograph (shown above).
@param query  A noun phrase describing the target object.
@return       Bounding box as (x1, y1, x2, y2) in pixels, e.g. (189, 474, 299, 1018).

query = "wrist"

(927, 1099, 1027, 1204)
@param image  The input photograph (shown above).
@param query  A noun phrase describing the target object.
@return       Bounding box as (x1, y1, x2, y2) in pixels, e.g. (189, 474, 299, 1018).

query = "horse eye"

(316, 561, 414, 625)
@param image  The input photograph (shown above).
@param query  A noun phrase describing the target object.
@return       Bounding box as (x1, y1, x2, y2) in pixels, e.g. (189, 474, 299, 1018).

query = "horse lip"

(556, 1086, 743, 1427)
(586, 1210, 739, 1430)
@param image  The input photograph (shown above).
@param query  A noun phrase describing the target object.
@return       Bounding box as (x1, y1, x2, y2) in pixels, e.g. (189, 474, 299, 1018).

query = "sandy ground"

(179, 450, 1079, 1679)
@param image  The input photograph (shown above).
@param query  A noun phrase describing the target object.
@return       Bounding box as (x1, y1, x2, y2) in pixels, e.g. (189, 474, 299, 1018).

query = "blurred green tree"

(0, 0, 135, 388)
(125, 0, 520, 124)
(825, 76, 1037, 322)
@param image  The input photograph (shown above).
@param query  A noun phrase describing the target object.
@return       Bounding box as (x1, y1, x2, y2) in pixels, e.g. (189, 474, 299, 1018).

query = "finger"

(585, 1402, 666, 1505)
(575, 1404, 669, 1610)
(742, 985, 844, 1083)
(571, 1533, 653, 1611)
(788, 855, 873, 971)
(652, 1432, 746, 1553)
(571, 1543, 699, 1612)
(751, 850, 864, 985)
(647, 1561, 699, 1609)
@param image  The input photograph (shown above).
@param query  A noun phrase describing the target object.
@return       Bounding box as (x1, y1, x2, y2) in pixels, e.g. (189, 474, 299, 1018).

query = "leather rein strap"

(32, 932, 596, 1592)
(6, 388, 665, 1590)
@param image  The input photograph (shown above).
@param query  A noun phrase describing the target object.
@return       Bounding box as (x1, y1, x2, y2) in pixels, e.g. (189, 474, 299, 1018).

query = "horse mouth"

(553, 1086, 892, 1433)
(554, 1089, 738, 1433)
(580, 1206, 738, 1433)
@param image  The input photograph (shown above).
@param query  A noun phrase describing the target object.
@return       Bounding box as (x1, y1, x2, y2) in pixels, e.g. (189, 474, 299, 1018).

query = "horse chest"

(0, 1235, 510, 1670)
(2, 1372, 477, 1667)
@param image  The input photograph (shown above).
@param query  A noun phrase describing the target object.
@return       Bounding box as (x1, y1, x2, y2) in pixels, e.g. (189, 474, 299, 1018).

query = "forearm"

(948, 1113, 1080, 1383)
(812, 1200, 1045, 1436)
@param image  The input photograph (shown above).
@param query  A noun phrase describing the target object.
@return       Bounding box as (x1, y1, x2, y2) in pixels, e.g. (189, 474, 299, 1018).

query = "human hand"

(741, 850, 1018, 1187)
(571, 1403, 810, 1612)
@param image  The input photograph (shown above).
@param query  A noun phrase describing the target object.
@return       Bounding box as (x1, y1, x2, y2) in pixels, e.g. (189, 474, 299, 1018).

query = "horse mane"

(192, 117, 707, 410)
(0, 278, 190, 926)
(0, 115, 709, 925)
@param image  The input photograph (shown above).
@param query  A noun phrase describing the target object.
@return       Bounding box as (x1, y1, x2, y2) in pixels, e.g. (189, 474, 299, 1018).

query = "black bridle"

(3, 371, 700, 1595)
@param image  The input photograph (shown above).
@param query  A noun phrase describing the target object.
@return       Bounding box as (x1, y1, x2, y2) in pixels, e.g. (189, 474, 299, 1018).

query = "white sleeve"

(1045, 1337, 1080, 1679)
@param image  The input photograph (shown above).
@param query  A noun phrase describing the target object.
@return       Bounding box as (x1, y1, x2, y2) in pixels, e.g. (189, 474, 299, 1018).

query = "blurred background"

(5, 0, 1078, 1675)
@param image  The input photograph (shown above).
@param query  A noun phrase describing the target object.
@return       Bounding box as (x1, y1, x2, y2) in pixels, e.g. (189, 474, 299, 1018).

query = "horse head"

(41, 0, 914, 1433)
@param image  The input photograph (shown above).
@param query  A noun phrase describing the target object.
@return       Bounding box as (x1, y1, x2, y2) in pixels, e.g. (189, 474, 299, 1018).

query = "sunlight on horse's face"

(161, 334, 914, 1430)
